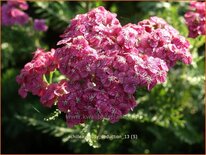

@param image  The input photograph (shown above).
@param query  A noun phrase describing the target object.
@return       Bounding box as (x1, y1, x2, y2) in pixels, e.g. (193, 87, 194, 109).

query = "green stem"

(35, 38, 41, 47)
(43, 74, 49, 84)
(49, 71, 54, 84)
(97, 121, 105, 137)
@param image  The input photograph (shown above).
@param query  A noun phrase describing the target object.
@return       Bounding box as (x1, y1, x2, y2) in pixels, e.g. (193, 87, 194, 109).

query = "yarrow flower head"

(184, 1, 206, 38)
(1, 0, 29, 26)
(136, 16, 192, 67)
(16, 6, 192, 127)
(16, 48, 58, 98)
(34, 19, 48, 32)
(7, 0, 28, 10)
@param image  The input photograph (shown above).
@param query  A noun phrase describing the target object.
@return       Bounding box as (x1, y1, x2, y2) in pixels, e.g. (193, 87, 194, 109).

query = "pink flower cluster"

(34, 19, 48, 32)
(2, 0, 29, 26)
(16, 49, 58, 102)
(17, 7, 192, 127)
(2, 0, 48, 32)
(136, 17, 192, 67)
(184, 1, 206, 38)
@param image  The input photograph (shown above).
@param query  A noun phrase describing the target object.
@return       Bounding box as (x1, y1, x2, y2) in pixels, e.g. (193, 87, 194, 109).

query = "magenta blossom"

(34, 19, 48, 32)
(7, 0, 29, 10)
(16, 6, 192, 127)
(1, 0, 29, 26)
(184, 1, 206, 38)
(16, 48, 58, 98)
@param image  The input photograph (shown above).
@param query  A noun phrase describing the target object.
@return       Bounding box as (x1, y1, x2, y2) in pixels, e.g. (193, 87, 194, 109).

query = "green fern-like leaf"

(15, 115, 75, 142)
(15, 115, 104, 148)
(33, 1, 72, 31)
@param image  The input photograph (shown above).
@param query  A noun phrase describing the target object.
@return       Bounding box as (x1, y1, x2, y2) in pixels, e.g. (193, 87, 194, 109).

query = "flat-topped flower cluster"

(2, 0, 48, 31)
(16, 6, 192, 127)
(184, 1, 205, 38)
(2, 0, 29, 26)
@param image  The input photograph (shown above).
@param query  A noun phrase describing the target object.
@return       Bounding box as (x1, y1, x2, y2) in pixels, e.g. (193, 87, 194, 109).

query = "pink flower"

(184, 2, 206, 38)
(55, 7, 191, 127)
(16, 48, 58, 98)
(135, 17, 192, 68)
(34, 19, 48, 32)
(40, 80, 68, 107)
(7, 0, 28, 10)
(17, 6, 192, 128)
(1, 0, 29, 26)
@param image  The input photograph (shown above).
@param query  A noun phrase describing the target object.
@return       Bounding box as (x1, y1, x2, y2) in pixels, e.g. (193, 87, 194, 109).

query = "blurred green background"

(1, 1, 205, 154)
